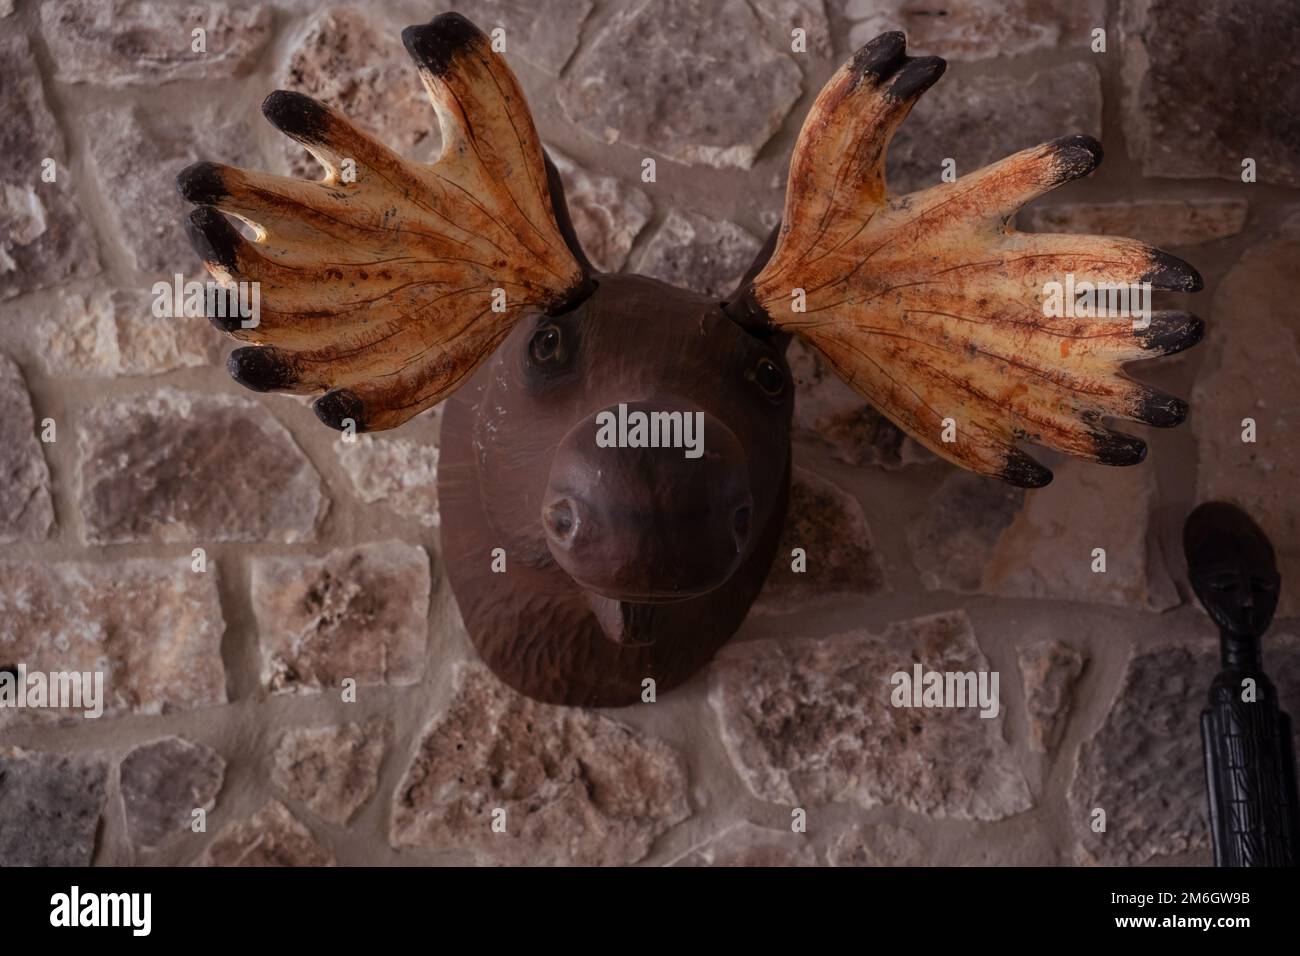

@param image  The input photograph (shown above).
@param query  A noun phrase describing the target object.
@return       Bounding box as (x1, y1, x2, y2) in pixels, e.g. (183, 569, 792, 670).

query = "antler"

(177, 12, 591, 432)
(728, 33, 1203, 487)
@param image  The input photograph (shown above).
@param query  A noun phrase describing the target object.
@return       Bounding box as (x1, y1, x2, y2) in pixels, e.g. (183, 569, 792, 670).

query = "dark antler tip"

(1001, 451, 1053, 489)
(314, 389, 366, 431)
(1050, 134, 1103, 180)
(402, 13, 484, 75)
(176, 161, 227, 205)
(886, 55, 947, 102)
(184, 206, 240, 271)
(850, 31, 907, 80)
(1094, 432, 1148, 467)
(1140, 393, 1189, 428)
(1143, 250, 1204, 293)
(1140, 312, 1205, 356)
(227, 347, 295, 392)
(261, 89, 330, 142)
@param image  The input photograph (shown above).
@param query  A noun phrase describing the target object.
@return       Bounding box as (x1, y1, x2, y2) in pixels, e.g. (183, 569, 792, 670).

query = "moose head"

(177, 13, 1203, 706)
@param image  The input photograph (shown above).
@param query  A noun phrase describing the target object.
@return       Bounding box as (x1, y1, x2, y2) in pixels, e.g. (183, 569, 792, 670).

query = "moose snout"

(543, 400, 754, 602)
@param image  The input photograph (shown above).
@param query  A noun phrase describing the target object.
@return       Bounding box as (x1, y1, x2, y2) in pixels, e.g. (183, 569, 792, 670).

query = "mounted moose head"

(177, 13, 1203, 706)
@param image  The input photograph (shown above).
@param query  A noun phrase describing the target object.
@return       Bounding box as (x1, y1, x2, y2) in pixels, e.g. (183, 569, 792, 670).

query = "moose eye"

(529, 324, 563, 364)
(752, 356, 785, 397)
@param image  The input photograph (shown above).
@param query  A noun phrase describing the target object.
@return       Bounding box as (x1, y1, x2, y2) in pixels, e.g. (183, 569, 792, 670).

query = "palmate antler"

(177, 13, 591, 432)
(727, 33, 1204, 487)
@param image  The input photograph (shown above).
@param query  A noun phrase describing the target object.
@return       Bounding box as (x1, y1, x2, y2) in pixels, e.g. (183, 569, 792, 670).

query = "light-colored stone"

(829, 821, 924, 866)
(0, 559, 226, 721)
(35, 288, 218, 377)
(0, 748, 109, 866)
(280, 6, 438, 178)
(1018, 640, 1086, 753)
(788, 338, 933, 467)
(120, 737, 225, 849)
(0, 352, 54, 543)
(844, 0, 1105, 61)
(0, 34, 100, 299)
(633, 210, 761, 298)
(272, 719, 387, 825)
(87, 106, 255, 275)
(40, 0, 271, 85)
(548, 150, 651, 273)
(909, 462, 1179, 611)
(451, 0, 594, 74)
(391, 664, 690, 865)
(1122, 0, 1300, 187)
(203, 800, 335, 866)
(335, 435, 440, 527)
(558, 0, 802, 170)
(754, 0, 831, 56)
(252, 542, 430, 694)
(669, 821, 817, 866)
(1069, 633, 1300, 865)
(77, 388, 327, 545)
(1019, 199, 1248, 249)
(709, 611, 1032, 820)
(888, 62, 1102, 194)
(754, 467, 884, 613)
(1193, 227, 1300, 617)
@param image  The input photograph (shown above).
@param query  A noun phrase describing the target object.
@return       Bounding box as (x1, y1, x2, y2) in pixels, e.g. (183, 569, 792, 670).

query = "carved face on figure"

(1185, 502, 1281, 638)
(176, 12, 1204, 704)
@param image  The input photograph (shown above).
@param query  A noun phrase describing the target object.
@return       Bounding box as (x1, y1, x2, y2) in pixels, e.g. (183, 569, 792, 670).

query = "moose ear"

(726, 32, 1203, 488)
(177, 12, 594, 433)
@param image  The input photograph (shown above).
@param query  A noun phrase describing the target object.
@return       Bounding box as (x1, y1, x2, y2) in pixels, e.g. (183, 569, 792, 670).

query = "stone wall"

(1, 0, 1298, 866)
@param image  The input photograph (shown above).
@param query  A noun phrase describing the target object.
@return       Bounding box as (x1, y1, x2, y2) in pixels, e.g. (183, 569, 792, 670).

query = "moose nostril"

(544, 498, 578, 545)
(732, 504, 752, 551)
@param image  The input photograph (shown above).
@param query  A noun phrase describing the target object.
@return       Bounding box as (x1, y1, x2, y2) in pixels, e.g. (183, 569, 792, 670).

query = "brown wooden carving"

(178, 15, 1202, 705)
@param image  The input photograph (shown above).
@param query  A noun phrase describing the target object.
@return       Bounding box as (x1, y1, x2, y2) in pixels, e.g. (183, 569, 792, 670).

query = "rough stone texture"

(1070, 633, 1300, 865)
(1018, 641, 1087, 753)
(203, 800, 335, 866)
(669, 821, 817, 866)
(709, 611, 1032, 820)
(633, 210, 761, 298)
(35, 288, 218, 377)
(0, 559, 226, 721)
(1193, 226, 1300, 617)
(40, 0, 271, 85)
(558, 0, 802, 169)
(548, 150, 652, 273)
(450, 0, 594, 74)
(1122, 0, 1300, 187)
(910, 463, 1178, 610)
(1019, 199, 1248, 249)
(844, 0, 1105, 60)
(252, 542, 430, 694)
(0, 352, 54, 543)
(120, 737, 225, 850)
(391, 664, 690, 865)
(788, 338, 933, 468)
(335, 435, 440, 528)
(754, 0, 832, 57)
(0, 749, 108, 866)
(271, 719, 387, 825)
(77, 388, 327, 545)
(888, 62, 1102, 194)
(0, 34, 100, 299)
(280, 6, 438, 178)
(829, 821, 924, 866)
(87, 105, 254, 275)
(754, 467, 885, 613)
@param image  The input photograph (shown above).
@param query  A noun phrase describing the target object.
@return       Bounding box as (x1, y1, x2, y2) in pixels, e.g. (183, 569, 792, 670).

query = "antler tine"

(177, 12, 590, 433)
(730, 32, 1203, 488)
